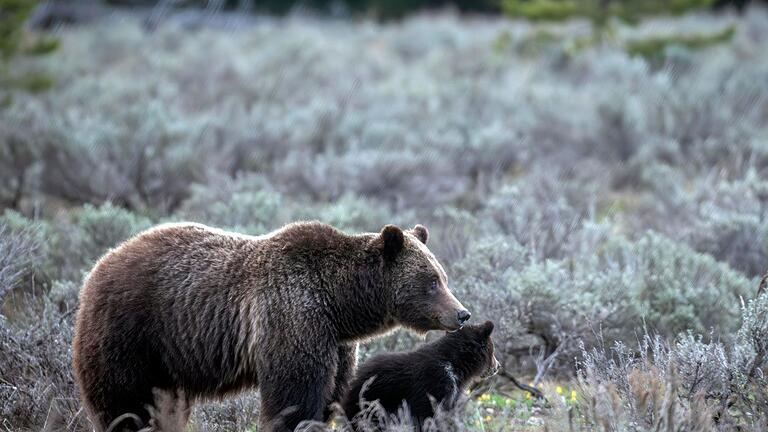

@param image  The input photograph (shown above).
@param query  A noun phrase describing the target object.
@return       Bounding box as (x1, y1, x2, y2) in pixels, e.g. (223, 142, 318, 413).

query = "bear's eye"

(430, 280, 438, 292)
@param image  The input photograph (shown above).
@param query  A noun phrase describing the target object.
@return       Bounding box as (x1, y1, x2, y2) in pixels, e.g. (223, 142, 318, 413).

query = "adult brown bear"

(72, 221, 470, 432)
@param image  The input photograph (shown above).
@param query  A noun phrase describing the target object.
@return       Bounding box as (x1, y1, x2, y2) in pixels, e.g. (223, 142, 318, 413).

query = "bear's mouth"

(436, 316, 462, 332)
(481, 367, 499, 379)
(481, 357, 501, 378)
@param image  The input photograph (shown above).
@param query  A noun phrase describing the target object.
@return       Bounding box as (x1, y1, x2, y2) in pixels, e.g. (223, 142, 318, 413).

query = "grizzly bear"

(341, 321, 499, 428)
(72, 221, 470, 432)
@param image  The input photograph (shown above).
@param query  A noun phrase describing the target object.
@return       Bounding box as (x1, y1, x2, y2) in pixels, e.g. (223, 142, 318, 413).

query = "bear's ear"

(411, 224, 429, 244)
(380, 224, 405, 259)
(480, 320, 495, 338)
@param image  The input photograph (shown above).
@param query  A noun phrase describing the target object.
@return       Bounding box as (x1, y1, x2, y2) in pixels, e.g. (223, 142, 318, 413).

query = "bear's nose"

(457, 310, 471, 325)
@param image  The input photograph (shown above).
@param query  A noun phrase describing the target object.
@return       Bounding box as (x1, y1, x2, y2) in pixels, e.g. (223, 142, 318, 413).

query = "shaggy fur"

(341, 321, 500, 428)
(72, 221, 468, 432)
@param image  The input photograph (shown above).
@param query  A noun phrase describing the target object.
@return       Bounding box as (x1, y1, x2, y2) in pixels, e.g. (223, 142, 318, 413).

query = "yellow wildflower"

(485, 415, 492, 422)
(556, 386, 563, 394)
(570, 390, 577, 401)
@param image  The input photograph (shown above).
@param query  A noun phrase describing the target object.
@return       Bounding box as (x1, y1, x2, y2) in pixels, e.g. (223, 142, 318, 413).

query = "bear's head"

(376, 224, 470, 333)
(444, 320, 500, 380)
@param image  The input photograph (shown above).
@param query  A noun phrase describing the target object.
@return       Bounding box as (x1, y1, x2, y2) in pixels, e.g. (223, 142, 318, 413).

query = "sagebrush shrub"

(51, 203, 153, 281)
(0, 211, 49, 305)
(601, 232, 753, 337)
(180, 176, 283, 235)
(0, 302, 85, 431)
(578, 291, 768, 431)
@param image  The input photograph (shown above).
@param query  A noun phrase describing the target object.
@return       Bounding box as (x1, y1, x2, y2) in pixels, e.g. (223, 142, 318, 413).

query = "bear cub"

(342, 320, 500, 426)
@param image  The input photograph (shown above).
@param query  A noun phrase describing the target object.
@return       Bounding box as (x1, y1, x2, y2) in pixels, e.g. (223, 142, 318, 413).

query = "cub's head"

(448, 320, 500, 380)
(375, 224, 470, 333)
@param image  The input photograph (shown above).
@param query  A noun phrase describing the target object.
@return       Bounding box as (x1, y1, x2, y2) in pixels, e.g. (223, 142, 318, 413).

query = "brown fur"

(72, 221, 468, 432)
(341, 321, 500, 429)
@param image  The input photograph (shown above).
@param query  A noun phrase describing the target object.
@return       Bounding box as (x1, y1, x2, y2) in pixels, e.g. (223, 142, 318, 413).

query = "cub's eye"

(430, 280, 438, 292)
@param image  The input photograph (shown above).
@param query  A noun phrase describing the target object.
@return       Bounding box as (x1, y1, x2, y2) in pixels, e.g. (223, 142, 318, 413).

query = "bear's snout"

(457, 309, 471, 326)
(438, 307, 471, 331)
(435, 289, 470, 331)
(482, 356, 501, 379)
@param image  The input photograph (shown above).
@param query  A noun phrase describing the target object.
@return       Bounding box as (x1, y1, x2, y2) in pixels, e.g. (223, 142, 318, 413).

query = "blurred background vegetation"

(90, 0, 761, 17)
(1, 0, 767, 431)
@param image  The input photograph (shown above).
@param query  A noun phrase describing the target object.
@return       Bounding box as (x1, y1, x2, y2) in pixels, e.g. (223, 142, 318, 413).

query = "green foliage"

(23, 36, 58, 56)
(501, 0, 730, 62)
(492, 29, 514, 54)
(502, 0, 714, 24)
(626, 25, 736, 61)
(0, 0, 57, 94)
(0, 0, 36, 60)
(9, 72, 54, 92)
(515, 28, 562, 56)
(502, 0, 581, 22)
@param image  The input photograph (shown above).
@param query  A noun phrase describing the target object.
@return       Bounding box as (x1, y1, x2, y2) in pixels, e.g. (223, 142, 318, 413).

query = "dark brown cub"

(341, 320, 499, 428)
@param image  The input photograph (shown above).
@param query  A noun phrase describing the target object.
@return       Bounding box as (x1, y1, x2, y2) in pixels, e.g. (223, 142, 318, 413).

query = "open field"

(1, 4, 767, 431)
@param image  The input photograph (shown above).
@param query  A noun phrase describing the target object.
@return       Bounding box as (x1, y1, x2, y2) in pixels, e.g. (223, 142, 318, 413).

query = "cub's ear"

(480, 320, 495, 337)
(411, 224, 429, 244)
(381, 224, 405, 259)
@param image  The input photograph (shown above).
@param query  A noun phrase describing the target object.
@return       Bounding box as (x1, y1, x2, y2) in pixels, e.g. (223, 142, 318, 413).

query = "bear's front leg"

(258, 346, 338, 432)
(325, 342, 358, 420)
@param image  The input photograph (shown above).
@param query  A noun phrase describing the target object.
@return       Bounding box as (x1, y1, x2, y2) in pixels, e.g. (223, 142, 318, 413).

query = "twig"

(499, 370, 546, 400)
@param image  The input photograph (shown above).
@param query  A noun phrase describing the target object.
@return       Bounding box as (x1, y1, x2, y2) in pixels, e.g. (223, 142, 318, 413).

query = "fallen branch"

(499, 370, 546, 400)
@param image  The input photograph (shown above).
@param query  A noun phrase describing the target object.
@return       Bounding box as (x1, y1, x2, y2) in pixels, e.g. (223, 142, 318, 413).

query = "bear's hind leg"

(98, 390, 154, 432)
(325, 343, 358, 420)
